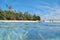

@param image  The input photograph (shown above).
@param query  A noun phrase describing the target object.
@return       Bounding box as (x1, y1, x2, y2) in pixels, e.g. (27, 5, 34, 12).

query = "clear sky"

(0, 0, 60, 20)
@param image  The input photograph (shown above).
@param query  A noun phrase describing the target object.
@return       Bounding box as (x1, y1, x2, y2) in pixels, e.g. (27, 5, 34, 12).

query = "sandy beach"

(0, 20, 40, 22)
(0, 20, 60, 22)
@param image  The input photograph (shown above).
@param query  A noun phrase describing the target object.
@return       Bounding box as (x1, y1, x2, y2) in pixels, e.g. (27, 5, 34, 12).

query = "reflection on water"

(0, 22, 60, 40)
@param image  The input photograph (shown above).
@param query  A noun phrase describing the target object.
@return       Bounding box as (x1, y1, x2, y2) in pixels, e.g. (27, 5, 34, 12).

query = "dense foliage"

(0, 9, 41, 21)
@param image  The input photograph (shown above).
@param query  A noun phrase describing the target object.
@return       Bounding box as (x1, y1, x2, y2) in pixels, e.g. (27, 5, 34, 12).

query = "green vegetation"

(0, 9, 41, 21)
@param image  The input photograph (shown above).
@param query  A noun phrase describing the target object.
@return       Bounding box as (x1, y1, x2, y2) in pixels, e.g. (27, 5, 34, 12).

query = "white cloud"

(35, 2, 60, 20)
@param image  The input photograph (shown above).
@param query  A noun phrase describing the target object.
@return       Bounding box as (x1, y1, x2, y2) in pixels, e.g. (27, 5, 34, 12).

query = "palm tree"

(5, 0, 12, 10)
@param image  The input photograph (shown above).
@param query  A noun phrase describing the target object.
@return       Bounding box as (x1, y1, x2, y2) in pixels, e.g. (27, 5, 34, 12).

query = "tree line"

(0, 9, 41, 21)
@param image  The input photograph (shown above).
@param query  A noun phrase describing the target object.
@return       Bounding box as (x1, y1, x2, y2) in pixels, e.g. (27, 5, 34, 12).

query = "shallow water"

(0, 22, 60, 40)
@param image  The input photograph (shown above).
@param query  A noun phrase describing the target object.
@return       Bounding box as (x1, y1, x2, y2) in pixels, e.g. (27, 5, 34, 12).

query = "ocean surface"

(0, 22, 60, 40)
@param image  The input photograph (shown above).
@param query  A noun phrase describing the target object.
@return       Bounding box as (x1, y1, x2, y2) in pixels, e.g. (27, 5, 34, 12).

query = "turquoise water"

(0, 22, 60, 40)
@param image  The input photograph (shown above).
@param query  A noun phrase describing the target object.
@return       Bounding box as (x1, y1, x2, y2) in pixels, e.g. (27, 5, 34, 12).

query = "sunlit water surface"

(0, 22, 60, 40)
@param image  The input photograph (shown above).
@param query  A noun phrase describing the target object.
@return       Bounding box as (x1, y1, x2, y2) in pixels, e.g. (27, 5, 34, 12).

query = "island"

(0, 9, 40, 21)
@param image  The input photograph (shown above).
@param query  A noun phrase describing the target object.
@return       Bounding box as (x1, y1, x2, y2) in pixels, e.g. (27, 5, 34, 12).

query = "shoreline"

(42, 20, 60, 22)
(0, 20, 40, 22)
(0, 20, 60, 22)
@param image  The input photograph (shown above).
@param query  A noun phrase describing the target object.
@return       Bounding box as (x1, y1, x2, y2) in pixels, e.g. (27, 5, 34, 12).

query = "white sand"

(0, 20, 60, 22)
(0, 20, 40, 22)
